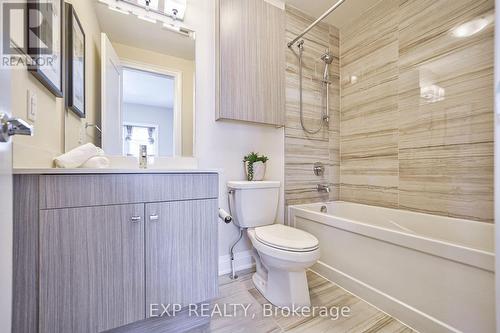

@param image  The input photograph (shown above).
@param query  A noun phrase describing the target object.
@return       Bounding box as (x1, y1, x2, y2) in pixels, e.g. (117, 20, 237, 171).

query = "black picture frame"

(28, 0, 64, 98)
(65, 3, 86, 118)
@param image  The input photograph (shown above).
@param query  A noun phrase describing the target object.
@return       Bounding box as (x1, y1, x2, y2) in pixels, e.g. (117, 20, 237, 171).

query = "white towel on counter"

(54, 143, 105, 168)
(81, 156, 111, 169)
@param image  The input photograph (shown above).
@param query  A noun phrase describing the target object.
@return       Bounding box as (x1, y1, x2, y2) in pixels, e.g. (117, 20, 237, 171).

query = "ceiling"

(122, 68, 175, 108)
(282, 0, 380, 29)
(94, 1, 195, 60)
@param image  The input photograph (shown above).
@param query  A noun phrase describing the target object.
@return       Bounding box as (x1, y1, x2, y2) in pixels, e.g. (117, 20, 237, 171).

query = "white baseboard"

(311, 261, 460, 333)
(218, 250, 255, 276)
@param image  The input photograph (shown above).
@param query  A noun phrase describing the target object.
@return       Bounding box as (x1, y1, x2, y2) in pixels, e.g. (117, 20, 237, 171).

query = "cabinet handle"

(149, 214, 159, 221)
(130, 216, 142, 223)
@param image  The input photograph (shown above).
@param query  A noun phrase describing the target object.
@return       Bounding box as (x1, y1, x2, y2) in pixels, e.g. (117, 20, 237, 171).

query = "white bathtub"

(289, 201, 495, 333)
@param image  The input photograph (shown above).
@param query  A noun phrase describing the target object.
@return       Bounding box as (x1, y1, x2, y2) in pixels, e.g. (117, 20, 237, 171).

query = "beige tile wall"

(284, 7, 340, 206)
(340, 0, 400, 208)
(340, 0, 494, 222)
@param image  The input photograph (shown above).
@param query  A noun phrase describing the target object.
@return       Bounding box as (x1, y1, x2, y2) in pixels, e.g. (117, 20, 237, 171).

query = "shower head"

(321, 51, 334, 82)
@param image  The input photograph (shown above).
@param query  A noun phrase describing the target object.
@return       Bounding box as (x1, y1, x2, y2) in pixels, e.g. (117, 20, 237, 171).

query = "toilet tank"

(227, 181, 280, 228)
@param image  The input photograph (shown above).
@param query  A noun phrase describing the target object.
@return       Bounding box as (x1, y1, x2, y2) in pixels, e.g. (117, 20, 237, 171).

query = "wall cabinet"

(216, 0, 286, 126)
(13, 173, 219, 333)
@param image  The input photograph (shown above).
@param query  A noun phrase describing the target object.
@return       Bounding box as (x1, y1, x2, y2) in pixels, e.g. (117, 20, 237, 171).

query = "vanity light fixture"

(165, 0, 187, 21)
(99, 0, 188, 25)
(138, 0, 159, 10)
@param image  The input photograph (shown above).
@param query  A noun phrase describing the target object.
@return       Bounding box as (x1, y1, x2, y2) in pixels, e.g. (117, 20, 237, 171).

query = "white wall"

(123, 103, 174, 156)
(12, 0, 102, 167)
(187, 0, 285, 273)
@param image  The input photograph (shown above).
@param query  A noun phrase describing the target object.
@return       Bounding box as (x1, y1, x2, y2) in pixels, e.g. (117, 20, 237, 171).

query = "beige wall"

(340, 0, 494, 222)
(12, 0, 102, 168)
(64, 0, 103, 152)
(112, 42, 195, 157)
(284, 6, 340, 206)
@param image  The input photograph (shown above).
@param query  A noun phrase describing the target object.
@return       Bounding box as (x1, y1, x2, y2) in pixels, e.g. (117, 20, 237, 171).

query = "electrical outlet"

(27, 89, 37, 122)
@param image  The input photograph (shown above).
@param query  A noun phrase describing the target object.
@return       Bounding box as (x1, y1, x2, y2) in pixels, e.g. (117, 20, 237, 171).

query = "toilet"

(228, 181, 320, 308)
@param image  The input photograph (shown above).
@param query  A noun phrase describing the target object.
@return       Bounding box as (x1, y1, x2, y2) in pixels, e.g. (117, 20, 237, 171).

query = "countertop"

(13, 168, 220, 175)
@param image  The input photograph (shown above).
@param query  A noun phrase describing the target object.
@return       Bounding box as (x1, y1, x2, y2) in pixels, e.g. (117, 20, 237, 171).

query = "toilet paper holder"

(218, 208, 233, 224)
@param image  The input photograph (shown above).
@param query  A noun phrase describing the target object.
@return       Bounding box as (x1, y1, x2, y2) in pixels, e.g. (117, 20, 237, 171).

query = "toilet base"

(252, 267, 311, 308)
(246, 228, 319, 308)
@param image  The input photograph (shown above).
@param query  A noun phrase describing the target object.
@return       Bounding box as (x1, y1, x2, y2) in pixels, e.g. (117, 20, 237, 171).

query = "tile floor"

(188, 270, 416, 333)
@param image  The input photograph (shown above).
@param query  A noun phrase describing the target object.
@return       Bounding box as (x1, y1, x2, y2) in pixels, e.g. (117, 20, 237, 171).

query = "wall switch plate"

(27, 89, 37, 122)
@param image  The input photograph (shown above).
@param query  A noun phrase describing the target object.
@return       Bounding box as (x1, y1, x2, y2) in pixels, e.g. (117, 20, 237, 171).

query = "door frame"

(121, 60, 183, 157)
(101, 33, 123, 155)
(0, 2, 14, 329)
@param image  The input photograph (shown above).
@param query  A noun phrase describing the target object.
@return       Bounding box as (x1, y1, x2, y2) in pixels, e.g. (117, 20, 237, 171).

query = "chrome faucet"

(317, 184, 331, 193)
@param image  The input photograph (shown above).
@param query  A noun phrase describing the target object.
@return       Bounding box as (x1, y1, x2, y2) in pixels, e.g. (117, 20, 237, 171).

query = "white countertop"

(13, 168, 220, 175)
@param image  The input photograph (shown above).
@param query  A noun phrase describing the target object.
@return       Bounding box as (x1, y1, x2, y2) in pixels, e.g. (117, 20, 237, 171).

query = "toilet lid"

(255, 224, 319, 252)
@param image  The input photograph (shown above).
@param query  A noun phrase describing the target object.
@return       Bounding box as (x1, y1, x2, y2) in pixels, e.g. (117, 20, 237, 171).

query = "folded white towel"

(81, 156, 111, 169)
(54, 143, 104, 168)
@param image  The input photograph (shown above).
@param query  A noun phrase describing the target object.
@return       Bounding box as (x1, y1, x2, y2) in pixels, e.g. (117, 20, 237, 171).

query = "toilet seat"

(255, 224, 319, 252)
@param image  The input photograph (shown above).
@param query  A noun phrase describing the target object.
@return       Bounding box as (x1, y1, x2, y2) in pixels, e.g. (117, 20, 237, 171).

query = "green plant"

(243, 152, 269, 181)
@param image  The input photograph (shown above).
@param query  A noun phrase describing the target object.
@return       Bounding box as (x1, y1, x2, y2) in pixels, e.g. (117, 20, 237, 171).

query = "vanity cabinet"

(145, 200, 218, 311)
(216, 0, 285, 126)
(13, 172, 219, 333)
(39, 204, 146, 332)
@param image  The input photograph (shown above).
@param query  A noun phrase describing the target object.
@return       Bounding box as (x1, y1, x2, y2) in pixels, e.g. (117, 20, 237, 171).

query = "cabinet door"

(39, 204, 145, 333)
(217, 0, 285, 126)
(145, 199, 218, 313)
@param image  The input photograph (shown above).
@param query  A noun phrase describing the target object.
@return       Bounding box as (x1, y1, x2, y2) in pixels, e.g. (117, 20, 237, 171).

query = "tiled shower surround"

(285, 0, 494, 222)
(284, 7, 340, 206)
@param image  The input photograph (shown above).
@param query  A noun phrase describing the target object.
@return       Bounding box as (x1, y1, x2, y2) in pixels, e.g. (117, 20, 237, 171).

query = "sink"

(106, 156, 198, 170)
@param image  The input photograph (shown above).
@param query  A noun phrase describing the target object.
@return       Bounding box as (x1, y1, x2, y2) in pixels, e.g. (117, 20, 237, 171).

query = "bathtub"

(289, 201, 495, 333)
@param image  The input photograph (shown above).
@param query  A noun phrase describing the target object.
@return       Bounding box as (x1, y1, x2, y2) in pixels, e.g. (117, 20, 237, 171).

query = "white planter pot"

(245, 161, 267, 181)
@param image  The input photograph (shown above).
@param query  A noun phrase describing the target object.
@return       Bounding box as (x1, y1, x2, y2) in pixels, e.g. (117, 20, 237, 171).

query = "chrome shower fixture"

(296, 44, 332, 134)
(321, 51, 334, 82)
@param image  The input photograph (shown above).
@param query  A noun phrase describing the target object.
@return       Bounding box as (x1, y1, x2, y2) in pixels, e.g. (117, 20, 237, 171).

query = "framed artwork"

(28, 0, 64, 97)
(65, 3, 85, 117)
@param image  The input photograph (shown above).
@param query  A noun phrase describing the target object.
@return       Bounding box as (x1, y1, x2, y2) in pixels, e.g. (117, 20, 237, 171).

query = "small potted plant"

(243, 152, 269, 181)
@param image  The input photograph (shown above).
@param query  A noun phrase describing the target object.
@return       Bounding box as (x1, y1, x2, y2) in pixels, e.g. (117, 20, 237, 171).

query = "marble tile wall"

(340, 0, 494, 222)
(284, 6, 340, 206)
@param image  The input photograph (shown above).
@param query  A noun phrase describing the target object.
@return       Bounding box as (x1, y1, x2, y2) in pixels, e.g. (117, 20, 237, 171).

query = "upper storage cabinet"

(216, 0, 285, 126)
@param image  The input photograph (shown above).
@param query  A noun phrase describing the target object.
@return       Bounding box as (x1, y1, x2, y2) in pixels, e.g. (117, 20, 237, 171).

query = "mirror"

(69, 0, 195, 158)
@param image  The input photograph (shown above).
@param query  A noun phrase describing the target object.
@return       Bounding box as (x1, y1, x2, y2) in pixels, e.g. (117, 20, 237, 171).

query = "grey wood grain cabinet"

(39, 204, 146, 333)
(216, 0, 286, 126)
(13, 172, 219, 333)
(145, 200, 218, 312)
